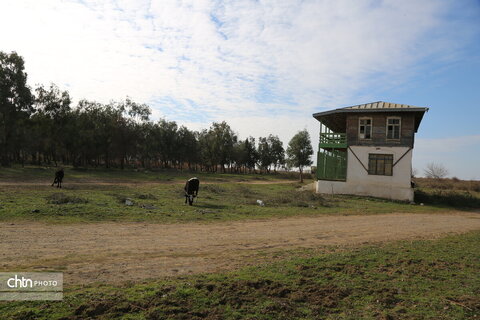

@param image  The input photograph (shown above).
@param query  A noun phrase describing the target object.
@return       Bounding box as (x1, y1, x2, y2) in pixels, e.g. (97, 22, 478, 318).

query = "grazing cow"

(184, 177, 200, 205)
(51, 168, 64, 188)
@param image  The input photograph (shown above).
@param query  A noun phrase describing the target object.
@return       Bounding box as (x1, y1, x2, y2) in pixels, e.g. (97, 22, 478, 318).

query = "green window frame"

(368, 154, 393, 176)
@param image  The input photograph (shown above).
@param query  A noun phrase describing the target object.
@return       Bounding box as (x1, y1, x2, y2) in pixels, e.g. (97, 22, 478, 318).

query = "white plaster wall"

(347, 146, 412, 188)
(316, 146, 414, 201)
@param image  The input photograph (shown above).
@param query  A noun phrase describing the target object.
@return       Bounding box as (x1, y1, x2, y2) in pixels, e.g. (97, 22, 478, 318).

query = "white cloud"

(218, 114, 317, 145)
(1, 0, 473, 111)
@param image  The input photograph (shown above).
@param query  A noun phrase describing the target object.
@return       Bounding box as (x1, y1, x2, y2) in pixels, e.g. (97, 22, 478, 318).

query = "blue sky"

(1, 0, 479, 178)
(372, 33, 480, 179)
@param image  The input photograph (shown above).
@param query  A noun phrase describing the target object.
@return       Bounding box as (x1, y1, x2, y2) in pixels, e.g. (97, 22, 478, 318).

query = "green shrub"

(47, 193, 88, 205)
(202, 184, 226, 194)
(415, 190, 480, 208)
(136, 193, 157, 200)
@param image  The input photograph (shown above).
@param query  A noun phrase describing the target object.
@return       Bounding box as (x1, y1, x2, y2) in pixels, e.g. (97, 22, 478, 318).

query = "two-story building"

(312, 101, 428, 201)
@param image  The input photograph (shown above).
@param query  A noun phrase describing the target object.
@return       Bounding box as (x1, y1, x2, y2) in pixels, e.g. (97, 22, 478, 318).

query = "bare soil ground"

(1, 212, 479, 286)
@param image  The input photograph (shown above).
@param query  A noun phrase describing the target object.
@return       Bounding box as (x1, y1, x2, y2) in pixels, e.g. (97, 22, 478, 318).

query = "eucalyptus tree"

(286, 130, 313, 182)
(267, 134, 285, 172)
(34, 83, 71, 165)
(244, 137, 258, 172)
(1, 50, 296, 173)
(233, 137, 257, 173)
(256, 134, 284, 173)
(74, 100, 108, 166)
(197, 129, 217, 171)
(257, 137, 272, 173)
(0, 51, 34, 166)
(208, 121, 237, 172)
(176, 126, 198, 170)
(137, 121, 156, 169)
(102, 98, 151, 169)
(156, 119, 178, 168)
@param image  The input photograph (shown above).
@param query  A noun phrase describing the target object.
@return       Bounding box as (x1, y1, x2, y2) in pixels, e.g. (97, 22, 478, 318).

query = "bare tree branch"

(424, 162, 449, 179)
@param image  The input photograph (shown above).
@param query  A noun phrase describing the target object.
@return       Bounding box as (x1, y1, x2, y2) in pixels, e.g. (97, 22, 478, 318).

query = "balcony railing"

(319, 133, 347, 149)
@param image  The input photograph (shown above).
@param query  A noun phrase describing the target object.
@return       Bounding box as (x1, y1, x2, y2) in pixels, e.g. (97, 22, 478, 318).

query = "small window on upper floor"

(387, 117, 401, 140)
(359, 118, 372, 139)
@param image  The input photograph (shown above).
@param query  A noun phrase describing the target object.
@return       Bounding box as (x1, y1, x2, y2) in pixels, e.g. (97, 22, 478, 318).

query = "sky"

(1, 0, 479, 179)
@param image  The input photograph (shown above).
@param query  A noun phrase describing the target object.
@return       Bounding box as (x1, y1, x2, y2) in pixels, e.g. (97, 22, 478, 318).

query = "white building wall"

(316, 146, 414, 201)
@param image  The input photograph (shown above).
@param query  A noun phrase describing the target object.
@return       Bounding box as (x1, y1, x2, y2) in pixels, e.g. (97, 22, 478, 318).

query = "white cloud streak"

(1, 0, 473, 111)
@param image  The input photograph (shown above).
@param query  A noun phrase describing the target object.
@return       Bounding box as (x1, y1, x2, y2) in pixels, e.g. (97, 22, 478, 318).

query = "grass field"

(413, 177, 480, 209)
(1, 167, 479, 319)
(0, 166, 297, 183)
(1, 231, 478, 319)
(0, 167, 470, 224)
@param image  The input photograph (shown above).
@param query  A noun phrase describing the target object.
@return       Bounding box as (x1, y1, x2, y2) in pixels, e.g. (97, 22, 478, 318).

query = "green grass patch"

(0, 166, 470, 223)
(0, 165, 299, 184)
(1, 231, 479, 319)
(413, 177, 480, 209)
(0, 182, 447, 223)
(415, 189, 480, 208)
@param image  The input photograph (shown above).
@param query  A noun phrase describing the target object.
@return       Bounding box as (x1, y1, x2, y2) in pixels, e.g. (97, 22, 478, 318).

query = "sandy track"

(1, 212, 479, 285)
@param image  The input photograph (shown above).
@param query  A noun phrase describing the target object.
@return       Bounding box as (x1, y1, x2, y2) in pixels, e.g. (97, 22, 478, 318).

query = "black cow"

(51, 168, 64, 188)
(184, 177, 200, 205)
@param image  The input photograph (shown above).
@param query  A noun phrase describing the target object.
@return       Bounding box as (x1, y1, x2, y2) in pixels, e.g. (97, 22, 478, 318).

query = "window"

(368, 154, 393, 176)
(387, 117, 401, 140)
(359, 118, 372, 139)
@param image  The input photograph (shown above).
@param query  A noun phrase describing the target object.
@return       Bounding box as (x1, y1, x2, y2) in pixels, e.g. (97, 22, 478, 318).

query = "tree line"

(1, 51, 313, 176)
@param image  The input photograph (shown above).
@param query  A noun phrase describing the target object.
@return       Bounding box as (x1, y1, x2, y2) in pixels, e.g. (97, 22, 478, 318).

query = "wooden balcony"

(319, 133, 347, 149)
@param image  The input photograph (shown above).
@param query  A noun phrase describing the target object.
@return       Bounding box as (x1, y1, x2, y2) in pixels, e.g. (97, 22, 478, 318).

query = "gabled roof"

(312, 101, 429, 133)
(344, 101, 428, 110)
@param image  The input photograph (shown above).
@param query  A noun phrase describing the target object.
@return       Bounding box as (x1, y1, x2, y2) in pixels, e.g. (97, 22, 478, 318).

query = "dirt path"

(1, 212, 479, 285)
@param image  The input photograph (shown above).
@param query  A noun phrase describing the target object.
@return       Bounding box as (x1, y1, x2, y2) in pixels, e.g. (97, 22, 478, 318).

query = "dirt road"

(1, 212, 479, 285)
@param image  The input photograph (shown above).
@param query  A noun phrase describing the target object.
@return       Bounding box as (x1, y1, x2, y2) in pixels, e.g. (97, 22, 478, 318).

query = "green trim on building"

(319, 133, 347, 149)
(317, 148, 347, 181)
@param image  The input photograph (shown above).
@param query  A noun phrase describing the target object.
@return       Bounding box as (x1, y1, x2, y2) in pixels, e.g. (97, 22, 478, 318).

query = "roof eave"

(313, 107, 429, 120)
